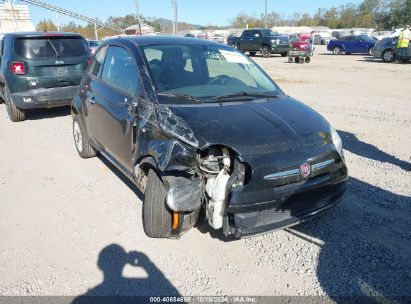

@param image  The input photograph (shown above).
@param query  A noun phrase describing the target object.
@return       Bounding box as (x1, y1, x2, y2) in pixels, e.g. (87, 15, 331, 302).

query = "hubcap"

(383, 51, 393, 62)
(262, 47, 268, 56)
(73, 121, 83, 153)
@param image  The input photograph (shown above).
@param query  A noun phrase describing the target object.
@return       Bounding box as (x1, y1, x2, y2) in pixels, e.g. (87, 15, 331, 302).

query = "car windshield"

(14, 37, 87, 59)
(142, 44, 279, 103)
(260, 30, 278, 37)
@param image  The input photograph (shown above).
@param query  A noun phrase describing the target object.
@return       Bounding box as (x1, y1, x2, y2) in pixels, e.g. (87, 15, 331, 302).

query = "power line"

(16, 0, 123, 39)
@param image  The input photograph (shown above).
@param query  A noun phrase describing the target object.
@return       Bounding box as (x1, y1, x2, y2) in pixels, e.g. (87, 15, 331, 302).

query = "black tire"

(333, 46, 342, 55)
(381, 49, 395, 63)
(4, 85, 25, 122)
(72, 115, 97, 158)
(295, 57, 300, 63)
(249, 51, 256, 56)
(305, 57, 311, 63)
(261, 46, 271, 58)
(143, 169, 173, 238)
(281, 52, 287, 57)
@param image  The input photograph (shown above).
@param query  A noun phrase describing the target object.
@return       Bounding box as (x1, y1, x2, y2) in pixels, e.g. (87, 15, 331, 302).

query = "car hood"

(156, 96, 333, 156)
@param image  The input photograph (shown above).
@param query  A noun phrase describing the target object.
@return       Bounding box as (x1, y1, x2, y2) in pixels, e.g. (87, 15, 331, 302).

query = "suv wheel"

(261, 46, 271, 58)
(333, 46, 342, 55)
(72, 116, 97, 158)
(4, 86, 25, 122)
(382, 49, 395, 63)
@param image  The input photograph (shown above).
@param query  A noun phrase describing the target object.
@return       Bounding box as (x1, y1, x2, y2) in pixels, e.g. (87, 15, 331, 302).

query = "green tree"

(36, 19, 57, 32)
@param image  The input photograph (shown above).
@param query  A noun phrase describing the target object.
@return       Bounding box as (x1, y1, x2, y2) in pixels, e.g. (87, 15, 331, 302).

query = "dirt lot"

(0, 45, 410, 300)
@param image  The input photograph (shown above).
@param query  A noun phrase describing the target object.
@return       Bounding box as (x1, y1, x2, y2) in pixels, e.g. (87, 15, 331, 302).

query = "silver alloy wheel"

(73, 121, 83, 153)
(382, 50, 394, 62)
(333, 46, 341, 55)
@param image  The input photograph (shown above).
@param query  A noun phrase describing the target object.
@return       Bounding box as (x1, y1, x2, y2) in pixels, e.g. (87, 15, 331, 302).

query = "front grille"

(255, 185, 336, 226)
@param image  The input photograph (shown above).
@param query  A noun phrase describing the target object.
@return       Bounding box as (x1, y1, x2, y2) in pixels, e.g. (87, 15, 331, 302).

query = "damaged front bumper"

(222, 149, 348, 238)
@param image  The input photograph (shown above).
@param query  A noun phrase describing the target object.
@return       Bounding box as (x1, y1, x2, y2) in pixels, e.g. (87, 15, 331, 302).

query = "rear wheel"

(281, 52, 287, 57)
(4, 85, 25, 122)
(333, 46, 342, 55)
(72, 116, 97, 158)
(381, 49, 395, 63)
(261, 46, 271, 58)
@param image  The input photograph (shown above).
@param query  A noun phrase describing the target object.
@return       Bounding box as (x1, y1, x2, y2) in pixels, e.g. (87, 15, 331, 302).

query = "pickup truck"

(232, 28, 290, 57)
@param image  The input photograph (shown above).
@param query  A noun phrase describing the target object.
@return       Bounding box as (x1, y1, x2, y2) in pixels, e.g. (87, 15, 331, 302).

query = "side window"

(101, 46, 138, 96)
(90, 45, 108, 77)
(243, 30, 252, 37)
(353, 37, 361, 42)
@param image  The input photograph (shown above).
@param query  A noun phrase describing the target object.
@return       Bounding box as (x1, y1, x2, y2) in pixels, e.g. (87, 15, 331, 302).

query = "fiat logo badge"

(300, 162, 311, 178)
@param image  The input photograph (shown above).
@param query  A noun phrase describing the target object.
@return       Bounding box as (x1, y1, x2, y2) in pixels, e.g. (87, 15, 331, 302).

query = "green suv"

(0, 32, 89, 121)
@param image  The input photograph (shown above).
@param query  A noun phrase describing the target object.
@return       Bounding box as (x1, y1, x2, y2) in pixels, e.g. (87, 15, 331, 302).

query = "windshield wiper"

(48, 39, 60, 58)
(206, 92, 279, 102)
(157, 92, 204, 103)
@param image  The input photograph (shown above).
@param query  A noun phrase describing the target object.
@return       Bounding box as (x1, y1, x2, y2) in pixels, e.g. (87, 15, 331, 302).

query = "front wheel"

(381, 49, 394, 63)
(368, 47, 373, 55)
(281, 52, 287, 57)
(72, 116, 97, 158)
(261, 46, 271, 58)
(333, 46, 342, 55)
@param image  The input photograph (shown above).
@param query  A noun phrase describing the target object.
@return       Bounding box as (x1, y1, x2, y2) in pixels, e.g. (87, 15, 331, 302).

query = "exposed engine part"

(205, 147, 231, 230)
(165, 176, 204, 212)
(198, 146, 223, 174)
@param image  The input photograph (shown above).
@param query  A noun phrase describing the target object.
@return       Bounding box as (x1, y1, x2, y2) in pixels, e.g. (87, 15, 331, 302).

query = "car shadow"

(195, 216, 238, 242)
(25, 106, 71, 120)
(289, 177, 411, 301)
(72, 244, 180, 304)
(338, 130, 411, 171)
(97, 155, 144, 201)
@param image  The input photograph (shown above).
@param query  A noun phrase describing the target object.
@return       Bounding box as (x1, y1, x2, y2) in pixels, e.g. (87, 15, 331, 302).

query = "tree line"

(231, 0, 410, 30)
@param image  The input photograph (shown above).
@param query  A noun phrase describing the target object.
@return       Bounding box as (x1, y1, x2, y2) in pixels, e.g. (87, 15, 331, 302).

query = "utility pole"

(172, 0, 178, 35)
(265, 0, 268, 28)
(55, 12, 60, 31)
(135, 0, 142, 36)
(94, 22, 98, 40)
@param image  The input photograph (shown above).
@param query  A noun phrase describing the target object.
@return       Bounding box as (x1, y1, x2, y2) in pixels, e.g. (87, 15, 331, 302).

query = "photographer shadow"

(73, 244, 180, 304)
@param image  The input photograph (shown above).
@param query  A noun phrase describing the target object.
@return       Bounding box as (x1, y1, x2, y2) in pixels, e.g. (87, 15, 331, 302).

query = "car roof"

(105, 35, 226, 47)
(4, 32, 84, 39)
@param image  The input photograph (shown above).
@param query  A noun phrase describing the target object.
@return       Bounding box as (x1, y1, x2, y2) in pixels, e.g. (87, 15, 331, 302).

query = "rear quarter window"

(14, 37, 88, 59)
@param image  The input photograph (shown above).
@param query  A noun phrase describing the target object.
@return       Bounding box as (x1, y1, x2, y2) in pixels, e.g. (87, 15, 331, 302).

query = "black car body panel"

(72, 36, 348, 238)
(0, 32, 89, 109)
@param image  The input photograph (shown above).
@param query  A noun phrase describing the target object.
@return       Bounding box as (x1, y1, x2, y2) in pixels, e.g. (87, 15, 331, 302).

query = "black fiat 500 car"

(0, 32, 89, 121)
(71, 36, 348, 239)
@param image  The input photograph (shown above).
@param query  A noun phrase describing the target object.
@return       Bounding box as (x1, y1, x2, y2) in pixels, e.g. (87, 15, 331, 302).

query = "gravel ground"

(0, 45, 410, 300)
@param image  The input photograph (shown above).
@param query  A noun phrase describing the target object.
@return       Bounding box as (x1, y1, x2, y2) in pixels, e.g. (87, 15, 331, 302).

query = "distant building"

(124, 24, 155, 35)
(0, 1, 35, 34)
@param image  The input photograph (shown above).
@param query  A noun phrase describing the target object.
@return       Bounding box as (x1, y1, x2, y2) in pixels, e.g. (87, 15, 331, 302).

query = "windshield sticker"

(219, 50, 250, 64)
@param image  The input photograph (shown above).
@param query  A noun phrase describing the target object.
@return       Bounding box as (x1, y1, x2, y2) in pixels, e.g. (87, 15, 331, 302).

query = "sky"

(25, 0, 364, 27)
